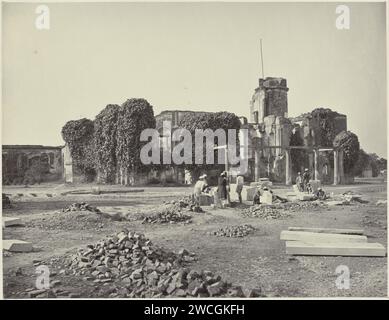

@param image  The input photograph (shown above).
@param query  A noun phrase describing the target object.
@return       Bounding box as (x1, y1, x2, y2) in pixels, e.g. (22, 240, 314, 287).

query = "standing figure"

(236, 175, 244, 203)
(253, 188, 261, 205)
(295, 172, 303, 192)
(217, 171, 228, 208)
(302, 168, 311, 192)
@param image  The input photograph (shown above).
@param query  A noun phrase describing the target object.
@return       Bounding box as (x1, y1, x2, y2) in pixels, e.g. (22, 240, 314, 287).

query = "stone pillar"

(314, 149, 320, 181)
(285, 149, 292, 185)
(333, 150, 339, 185)
(115, 168, 119, 184)
(120, 167, 125, 185)
(339, 150, 345, 184)
(308, 153, 313, 174)
(254, 149, 260, 182)
(224, 148, 229, 178)
(124, 168, 128, 185)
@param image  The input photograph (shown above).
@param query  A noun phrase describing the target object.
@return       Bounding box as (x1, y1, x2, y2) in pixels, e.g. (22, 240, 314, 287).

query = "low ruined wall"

(2, 145, 64, 185)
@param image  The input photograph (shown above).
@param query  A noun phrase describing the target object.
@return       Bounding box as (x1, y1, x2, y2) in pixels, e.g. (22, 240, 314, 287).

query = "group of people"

(295, 168, 327, 200)
(253, 186, 287, 205)
(193, 168, 327, 208)
(193, 171, 232, 208)
(295, 168, 311, 193)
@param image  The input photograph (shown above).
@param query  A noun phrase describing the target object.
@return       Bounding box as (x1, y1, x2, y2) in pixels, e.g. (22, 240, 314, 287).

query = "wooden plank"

(3, 240, 33, 252)
(288, 227, 364, 235)
(286, 241, 386, 257)
(2, 217, 23, 228)
(280, 230, 367, 243)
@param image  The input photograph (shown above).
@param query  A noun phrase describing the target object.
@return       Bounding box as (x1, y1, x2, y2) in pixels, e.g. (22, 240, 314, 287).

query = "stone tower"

(250, 77, 289, 123)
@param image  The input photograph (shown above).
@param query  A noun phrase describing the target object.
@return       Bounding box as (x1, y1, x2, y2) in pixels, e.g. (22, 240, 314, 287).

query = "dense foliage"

(61, 99, 156, 184)
(369, 154, 387, 175)
(115, 99, 156, 180)
(354, 149, 387, 177)
(310, 108, 342, 147)
(178, 111, 241, 179)
(61, 118, 96, 180)
(94, 105, 120, 183)
(333, 130, 360, 174)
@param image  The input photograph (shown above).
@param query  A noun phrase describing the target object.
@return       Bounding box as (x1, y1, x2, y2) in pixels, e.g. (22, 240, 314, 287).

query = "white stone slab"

(280, 230, 367, 243)
(288, 227, 364, 235)
(2, 217, 23, 228)
(3, 240, 33, 252)
(286, 241, 386, 257)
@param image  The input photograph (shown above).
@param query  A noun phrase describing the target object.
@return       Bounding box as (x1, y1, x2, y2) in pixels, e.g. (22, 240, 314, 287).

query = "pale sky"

(2, 2, 387, 157)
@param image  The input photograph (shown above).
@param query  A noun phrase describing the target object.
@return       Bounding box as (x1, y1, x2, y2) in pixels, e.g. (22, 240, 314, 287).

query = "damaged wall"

(2, 145, 64, 184)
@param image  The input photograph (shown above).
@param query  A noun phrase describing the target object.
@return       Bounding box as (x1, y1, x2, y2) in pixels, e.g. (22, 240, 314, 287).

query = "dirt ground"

(2, 182, 387, 298)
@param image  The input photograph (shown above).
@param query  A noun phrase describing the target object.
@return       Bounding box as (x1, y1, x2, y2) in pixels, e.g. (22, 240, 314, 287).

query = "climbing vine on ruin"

(115, 98, 156, 181)
(94, 104, 120, 183)
(310, 108, 341, 147)
(178, 111, 241, 179)
(333, 130, 360, 174)
(61, 118, 96, 180)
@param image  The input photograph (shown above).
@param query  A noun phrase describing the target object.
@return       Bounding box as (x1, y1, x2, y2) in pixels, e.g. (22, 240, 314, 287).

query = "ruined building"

(242, 76, 347, 184)
(153, 77, 348, 185)
(2, 77, 348, 186)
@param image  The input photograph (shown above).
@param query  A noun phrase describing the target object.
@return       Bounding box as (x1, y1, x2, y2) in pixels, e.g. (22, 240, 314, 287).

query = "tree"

(333, 130, 360, 174)
(178, 111, 241, 180)
(115, 98, 156, 185)
(377, 157, 387, 172)
(353, 149, 370, 177)
(94, 105, 120, 183)
(367, 153, 387, 177)
(61, 118, 96, 181)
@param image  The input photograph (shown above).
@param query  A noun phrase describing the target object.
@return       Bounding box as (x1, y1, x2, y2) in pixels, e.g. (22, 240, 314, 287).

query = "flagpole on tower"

(260, 38, 265, 79)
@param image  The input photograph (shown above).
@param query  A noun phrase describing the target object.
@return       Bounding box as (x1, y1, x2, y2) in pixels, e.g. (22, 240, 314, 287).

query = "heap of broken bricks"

(280, 227, 386, 257)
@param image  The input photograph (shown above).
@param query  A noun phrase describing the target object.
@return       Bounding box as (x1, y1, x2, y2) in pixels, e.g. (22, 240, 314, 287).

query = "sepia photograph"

(1, 0, 388, 302)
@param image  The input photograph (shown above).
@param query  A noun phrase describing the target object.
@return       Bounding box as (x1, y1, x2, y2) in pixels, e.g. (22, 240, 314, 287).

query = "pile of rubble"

(61, 230, 260, 298)
(26, 210, 107, 231)
(142, 209, 192, 224)
(241, 204, 292, 219)
(2, 193, 11, 209)
(164, 196, 204, 213)
(211, 224, 256, 238)
(241, 201, 326, 219)
(282, 201, 324, 212)
(140, 196, 199, 224)
(60, 202, 101, 213)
